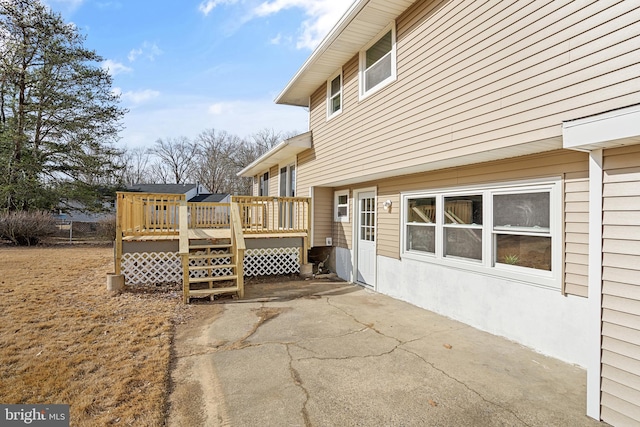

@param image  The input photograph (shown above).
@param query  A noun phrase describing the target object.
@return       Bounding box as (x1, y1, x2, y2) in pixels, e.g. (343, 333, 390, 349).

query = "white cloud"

(119, 89, 161, 105)
(208, 103, 225, 115)
(102, 59, 132, 76)
(198, 0, 238, 16)
(128, 42, 163, 62)
(252, 0, 351, 50)
(269, 33, 282, 45)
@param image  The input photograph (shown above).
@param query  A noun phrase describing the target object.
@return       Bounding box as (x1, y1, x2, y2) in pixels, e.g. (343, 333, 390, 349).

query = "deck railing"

(117, 192, 185, 236)
(116, 192, 311, 236)
(231, 196, 311, 234)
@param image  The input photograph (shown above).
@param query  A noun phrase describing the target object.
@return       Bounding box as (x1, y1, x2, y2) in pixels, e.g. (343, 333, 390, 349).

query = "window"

(360, 22, 396, 99)
(406, 197, 435, 254)
(327, 70, 342, 119)
(259, 172, 269, 196)
(402, 180, 560, 288)
(334, 190, 349, 222)
(493, 191, 551, 271)
(444, 195, 483, 261)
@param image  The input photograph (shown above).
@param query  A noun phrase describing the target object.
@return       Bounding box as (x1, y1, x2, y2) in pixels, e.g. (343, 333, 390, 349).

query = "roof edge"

(237, 131, 312, 177)
(274, 0, 369, 107)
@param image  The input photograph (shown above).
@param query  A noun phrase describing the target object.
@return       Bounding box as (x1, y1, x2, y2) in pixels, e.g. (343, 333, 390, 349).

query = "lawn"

(0, 245, 185, 426)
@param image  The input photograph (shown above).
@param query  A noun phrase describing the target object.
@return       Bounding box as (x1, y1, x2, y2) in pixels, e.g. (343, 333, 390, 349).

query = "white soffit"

(275, 0, 416, 107)
(563, 104, 640, 151)
(237, 132, 312, 178)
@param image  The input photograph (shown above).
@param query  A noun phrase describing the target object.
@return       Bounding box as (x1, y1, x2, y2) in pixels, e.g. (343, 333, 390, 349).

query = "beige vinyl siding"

(297, 0, 640, 192)
(251, 175, 258, 196)
(601, 145, 640, 426)
(312, 187, 333, 248)
(321, 150, 588, 295)
(564, 172, 589, 297)
(334, 187, 352, 250)
(268, 165, 278, 196)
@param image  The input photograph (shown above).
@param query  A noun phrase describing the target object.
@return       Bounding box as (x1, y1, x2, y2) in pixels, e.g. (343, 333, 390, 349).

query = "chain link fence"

(54, 217, 116, 242)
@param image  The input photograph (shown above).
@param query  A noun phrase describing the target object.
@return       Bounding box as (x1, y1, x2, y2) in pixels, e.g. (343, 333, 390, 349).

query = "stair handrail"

(230, 202, 246, 298)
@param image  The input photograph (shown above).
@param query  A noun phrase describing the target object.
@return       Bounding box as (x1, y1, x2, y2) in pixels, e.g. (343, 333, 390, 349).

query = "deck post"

(179, 200, 190, 303)
(230, 203, 246, 299)
(115, 193, 123, 275)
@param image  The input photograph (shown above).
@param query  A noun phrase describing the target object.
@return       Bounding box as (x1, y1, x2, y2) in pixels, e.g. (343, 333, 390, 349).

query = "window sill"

(401, 251, 561, 291)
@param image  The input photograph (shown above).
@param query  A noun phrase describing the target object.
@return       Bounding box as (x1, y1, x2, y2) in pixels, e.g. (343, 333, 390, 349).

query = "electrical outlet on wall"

(326, 237, 333, 246)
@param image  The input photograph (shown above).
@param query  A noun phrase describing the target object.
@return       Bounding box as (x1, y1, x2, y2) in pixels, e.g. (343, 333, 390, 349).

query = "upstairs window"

(360, 22, 396, 99)
(327, 70, 342, 119)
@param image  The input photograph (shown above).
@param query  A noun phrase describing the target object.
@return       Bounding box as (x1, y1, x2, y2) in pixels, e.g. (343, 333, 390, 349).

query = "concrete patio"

(168, 279, 606, 426)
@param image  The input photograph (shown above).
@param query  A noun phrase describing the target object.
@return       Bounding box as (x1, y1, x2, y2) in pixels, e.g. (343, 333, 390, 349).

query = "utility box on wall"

(326, 237, 333, 246)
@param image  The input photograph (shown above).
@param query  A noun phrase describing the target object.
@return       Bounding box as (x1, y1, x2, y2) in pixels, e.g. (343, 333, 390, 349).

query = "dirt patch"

(0, 245, 188, 426)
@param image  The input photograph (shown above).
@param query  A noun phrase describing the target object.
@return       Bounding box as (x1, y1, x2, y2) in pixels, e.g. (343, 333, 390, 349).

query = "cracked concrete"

(167, 279, 604, 426)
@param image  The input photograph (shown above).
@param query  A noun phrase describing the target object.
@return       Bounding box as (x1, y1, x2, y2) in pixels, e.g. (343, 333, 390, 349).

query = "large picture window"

(402, 181, 560, 288)
(359, 22, 396, 99)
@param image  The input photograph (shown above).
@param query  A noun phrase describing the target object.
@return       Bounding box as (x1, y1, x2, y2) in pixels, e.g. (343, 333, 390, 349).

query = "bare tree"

(147, 159, 172, 184)
(149, 137, 197, 184)
(118, 146, 152, 185)
(250, 128, 283, 157)
(193, 129, 236, 194)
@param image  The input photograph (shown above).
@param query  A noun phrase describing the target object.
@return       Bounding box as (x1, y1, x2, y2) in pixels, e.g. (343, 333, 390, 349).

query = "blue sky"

(45, 0, 353, 149)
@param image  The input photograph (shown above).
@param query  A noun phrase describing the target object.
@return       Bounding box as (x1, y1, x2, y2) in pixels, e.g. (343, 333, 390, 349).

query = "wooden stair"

(183, 235, 240, 302)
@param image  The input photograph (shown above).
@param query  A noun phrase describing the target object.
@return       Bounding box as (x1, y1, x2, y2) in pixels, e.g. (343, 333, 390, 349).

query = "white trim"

(309, 186, 315, 248)
(359, 21, 397, 101)
(237, 132, 311, 178)
(400, 179, 562, 290)
(563, 104, 640, 151)
(586, 149, 603, 420)
(326, 69, 343, 120)
(352, 186, 377, 289)
(334, 189, 349, 222)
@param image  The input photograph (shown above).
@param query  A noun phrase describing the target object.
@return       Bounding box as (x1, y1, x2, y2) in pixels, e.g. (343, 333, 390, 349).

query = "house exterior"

(239, 0, 640, 424)
(126, 183, 228, 203)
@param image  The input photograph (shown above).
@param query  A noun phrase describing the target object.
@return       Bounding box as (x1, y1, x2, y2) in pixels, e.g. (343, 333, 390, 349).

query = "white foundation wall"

(377, 255, 590, 367)
(334, 247, 353, 282)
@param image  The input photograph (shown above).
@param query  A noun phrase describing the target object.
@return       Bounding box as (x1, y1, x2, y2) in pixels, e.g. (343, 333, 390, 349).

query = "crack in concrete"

(322, 297, 533, 425)
(400, 347, 533, 427)
(325, 297, 401, 344)
(286, 344, 312, 427)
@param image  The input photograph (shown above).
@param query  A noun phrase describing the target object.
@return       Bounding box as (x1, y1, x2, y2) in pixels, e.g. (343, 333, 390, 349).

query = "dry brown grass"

(0, 245, 184, 426)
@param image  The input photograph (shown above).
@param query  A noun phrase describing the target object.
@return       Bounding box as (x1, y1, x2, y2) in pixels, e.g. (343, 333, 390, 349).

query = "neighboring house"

(238, 0, 640, 424)
(56, 200, 114, 223)
(125, 183, 226, 202)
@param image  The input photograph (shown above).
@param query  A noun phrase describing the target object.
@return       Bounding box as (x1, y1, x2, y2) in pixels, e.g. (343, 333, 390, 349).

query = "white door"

(356, 191, 376, 287)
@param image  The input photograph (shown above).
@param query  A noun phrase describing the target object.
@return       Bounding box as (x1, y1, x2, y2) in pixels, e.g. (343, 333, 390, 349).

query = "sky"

(44, 0, 354, 149)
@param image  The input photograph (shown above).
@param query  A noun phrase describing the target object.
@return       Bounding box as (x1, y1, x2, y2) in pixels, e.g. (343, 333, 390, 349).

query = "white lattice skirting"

(122, 247, 300, 285)
(121, 252, 181, 285)
(244, 247, 300, 276)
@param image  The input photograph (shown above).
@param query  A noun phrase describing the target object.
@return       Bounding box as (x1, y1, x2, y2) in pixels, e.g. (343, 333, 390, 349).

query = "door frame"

(352, 187, 377, 289)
